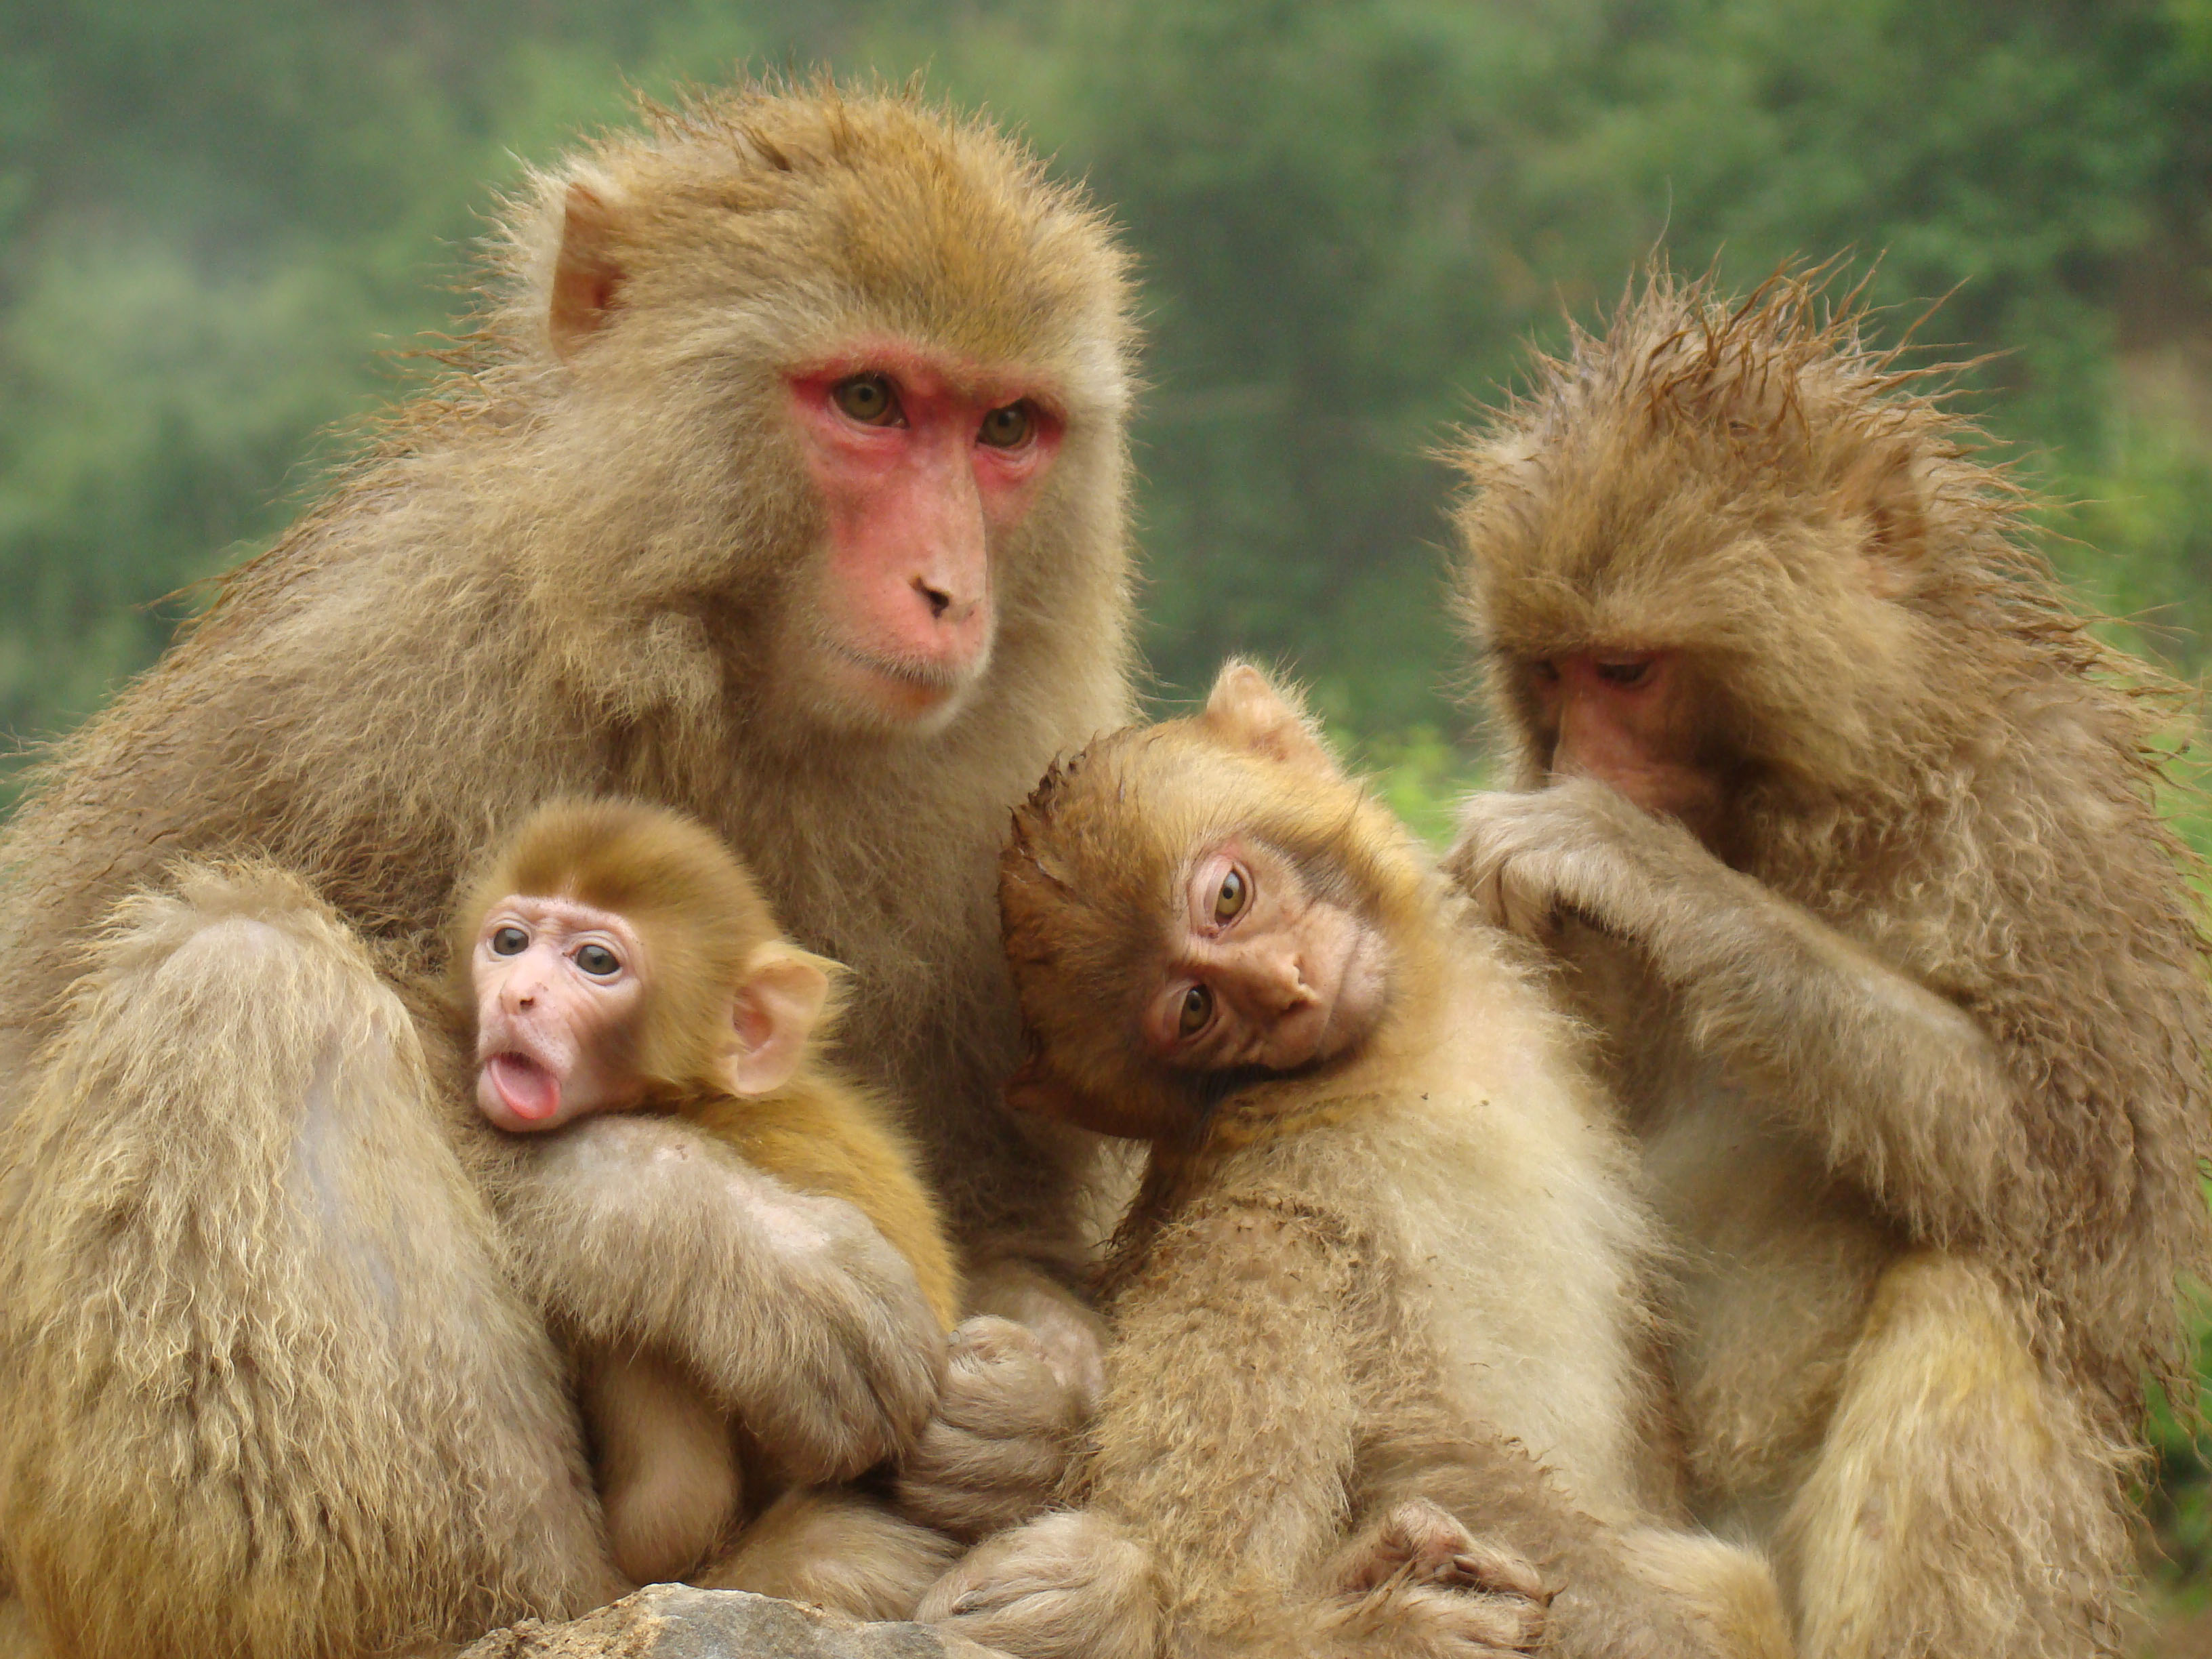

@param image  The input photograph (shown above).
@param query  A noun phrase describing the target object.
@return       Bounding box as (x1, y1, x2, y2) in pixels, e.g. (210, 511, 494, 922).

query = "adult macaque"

(454, 798, 960, 1603)
(1446, 272, 2212, 1657)
(0, 80, 1134, 1659)
(919, 663, 1791, 1659)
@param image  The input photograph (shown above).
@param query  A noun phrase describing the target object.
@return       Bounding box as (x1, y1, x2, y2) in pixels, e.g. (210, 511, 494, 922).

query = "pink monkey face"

(470, 894, 650, 1132)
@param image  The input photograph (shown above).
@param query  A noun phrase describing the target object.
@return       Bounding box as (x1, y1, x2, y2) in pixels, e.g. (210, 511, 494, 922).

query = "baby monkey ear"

(1201, 660, 1342, 778)
(722, 943, 835, 1097)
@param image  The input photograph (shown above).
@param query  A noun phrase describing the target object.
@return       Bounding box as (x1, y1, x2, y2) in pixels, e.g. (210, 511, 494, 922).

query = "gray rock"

(460, 1586, 1006, 1659)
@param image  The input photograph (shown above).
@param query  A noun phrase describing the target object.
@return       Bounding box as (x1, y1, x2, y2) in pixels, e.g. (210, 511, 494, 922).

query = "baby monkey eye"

(1531, 660, 1561, 685)
(978, 401, 1035, 449)
(573, 944, 621, 977)
(832, 374, 903, 427)
(1213, 867, 1248, 922)
(491, 926, 529, 956)
(1177, 983, 1214, 1038)
(1595, 659, 1652, 688)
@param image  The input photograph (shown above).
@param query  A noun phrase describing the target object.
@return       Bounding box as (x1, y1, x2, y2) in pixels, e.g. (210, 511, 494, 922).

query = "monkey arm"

(1452, 781, 2033, 1247)
(918, 1200, 1368, 1658)
(1088, 1203, 1370, 1631)
(492, 1112, 947, 1483)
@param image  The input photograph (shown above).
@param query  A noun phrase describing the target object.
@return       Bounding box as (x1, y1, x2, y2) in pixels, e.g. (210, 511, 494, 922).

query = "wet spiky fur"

(1447, 268, 2212, 1657)
(0, 77, 1134, 1659)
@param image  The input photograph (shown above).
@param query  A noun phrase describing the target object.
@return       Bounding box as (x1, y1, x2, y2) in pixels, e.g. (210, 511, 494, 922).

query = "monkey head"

(998, 662, 1428, 1143)
(501, 81, 1135, 739)
(1448, 269, 2018, 858)
(453, 799, 838, 1132)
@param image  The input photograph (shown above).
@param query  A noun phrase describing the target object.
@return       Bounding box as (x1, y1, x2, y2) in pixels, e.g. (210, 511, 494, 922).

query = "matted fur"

(0, 76, 1136, 1659)
(1446, 268, 2212, 1656)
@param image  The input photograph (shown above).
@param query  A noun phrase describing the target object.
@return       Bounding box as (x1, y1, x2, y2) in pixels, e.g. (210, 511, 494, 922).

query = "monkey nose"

(912, 575, 979, 626)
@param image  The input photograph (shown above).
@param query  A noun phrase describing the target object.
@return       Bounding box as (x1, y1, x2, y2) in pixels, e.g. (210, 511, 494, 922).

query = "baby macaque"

(453, 798, 960, 1587)
(919, 663, 1788, 1659)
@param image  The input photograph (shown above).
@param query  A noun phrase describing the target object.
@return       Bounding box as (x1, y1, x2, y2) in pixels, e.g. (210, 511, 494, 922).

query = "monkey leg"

(698, 1486, 962, 1622)
(1777, 1252, 2131, 1659)
(0, 862, 616, 1659)
(581, 1349, 743, 1586)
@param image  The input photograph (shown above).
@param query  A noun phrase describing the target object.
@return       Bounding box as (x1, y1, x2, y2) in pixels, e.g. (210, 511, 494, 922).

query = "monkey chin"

(806, 643, 990, 739)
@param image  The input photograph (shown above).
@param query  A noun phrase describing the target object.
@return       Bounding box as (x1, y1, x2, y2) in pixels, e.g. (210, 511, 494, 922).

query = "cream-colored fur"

(0, 78, 1137, 1659)
(928, 668, 1792, 1659)
(1445, 270, 2209, 1657)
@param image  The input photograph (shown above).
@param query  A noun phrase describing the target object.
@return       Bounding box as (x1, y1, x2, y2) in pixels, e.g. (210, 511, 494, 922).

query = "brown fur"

(1445, 268, 2212, 1657)
(455, 799, 962, 1589)
(0, 77, 1135, 1659)
(452, 798, 962, 1328)
(921, 664, 1792, 1659)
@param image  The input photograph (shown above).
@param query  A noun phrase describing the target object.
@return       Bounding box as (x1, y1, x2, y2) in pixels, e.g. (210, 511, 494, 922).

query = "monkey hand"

(916, 1509, 1162, 1659)
(1449, 779, 1733, 954)
(504, 1113, 947, 1482)
(894, 1315, 1090, 1540)
(1329, 1500, 1550, 1656)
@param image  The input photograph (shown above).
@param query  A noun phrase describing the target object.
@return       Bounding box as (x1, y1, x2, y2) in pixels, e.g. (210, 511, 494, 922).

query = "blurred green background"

(3, 0, 2210, 1634)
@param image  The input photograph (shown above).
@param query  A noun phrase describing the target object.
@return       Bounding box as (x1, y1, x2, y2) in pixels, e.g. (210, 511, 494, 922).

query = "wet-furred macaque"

(0, 78, 1135, 1659)
(918, 662, 1791, 1659)
(1446, 270, 2212, 1658)
(453, 799, 960, 1593)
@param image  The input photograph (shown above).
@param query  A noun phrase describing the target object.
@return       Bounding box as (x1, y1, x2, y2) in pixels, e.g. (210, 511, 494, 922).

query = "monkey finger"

(1442, 1548, 1552, 1605)
(1393, 1584, 1549, 1656)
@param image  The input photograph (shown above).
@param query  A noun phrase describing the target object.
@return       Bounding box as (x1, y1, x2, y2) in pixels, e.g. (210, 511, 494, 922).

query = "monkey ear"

(548, 182, 628, 359)
(722, 943, 832, 1097)
(1201, 661, 1341, 777)
(1840, 444, 1929, 600)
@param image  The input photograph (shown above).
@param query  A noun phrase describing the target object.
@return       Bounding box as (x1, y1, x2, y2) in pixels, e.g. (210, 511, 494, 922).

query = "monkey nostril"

(915, 578, 953, 621)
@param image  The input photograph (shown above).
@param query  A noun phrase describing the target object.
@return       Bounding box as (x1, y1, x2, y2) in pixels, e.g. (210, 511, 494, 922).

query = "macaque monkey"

(453, 798, 960, 1589)
(1445, 270, 2212, 1658)
(0, 79, 1135, 1659)
(918, 662, 1791, 1659)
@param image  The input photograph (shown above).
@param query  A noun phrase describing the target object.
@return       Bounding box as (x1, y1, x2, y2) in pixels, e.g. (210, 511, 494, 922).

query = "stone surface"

(460, 1586, 1004, 1659)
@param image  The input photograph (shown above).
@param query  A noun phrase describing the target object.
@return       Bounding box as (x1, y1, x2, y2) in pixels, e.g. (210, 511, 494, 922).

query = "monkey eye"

(1213, 867, 1249, 923)
(1595, 659, 1652, 688)
(832, 374, 904, 427)
(977, 401, 1035, 449)
(491, 926, 529, 956)
(573, 943, 621, 977)
(1177, 983, 1214, 1038)
(1531, 660, 1560, 684)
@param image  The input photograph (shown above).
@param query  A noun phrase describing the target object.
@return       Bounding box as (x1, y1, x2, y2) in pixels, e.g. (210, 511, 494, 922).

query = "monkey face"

(777, 346, 1065, 736)
(1143, 836, 1389, 1076)
(1521, 651, 1735, 850)
(471, 894, 651, 1132)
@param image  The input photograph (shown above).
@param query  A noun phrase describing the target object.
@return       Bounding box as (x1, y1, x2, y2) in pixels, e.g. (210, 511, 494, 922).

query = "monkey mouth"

(823, 642, 982, 726)
(487, 1052, 562, 1122)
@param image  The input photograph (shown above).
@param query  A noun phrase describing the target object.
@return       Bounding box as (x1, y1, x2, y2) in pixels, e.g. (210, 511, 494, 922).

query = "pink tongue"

(489, 1053, 562, 1122)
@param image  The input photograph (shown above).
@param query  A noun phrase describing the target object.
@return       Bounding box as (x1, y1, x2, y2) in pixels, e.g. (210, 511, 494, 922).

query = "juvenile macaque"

(1446, 270, 2212, 1656)
(0, 80, 1135, 1659)
(453, 798, 960, 1589)
(918, 663, 1790, 1659)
